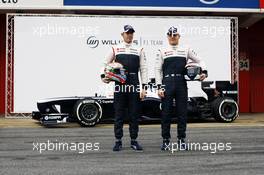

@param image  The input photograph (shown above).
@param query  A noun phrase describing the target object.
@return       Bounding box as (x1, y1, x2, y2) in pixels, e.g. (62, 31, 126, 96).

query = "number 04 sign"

(240, 59, 250, 71)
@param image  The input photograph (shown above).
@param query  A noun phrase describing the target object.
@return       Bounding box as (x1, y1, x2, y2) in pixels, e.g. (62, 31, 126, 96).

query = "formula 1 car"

(32, 80, 239, 127)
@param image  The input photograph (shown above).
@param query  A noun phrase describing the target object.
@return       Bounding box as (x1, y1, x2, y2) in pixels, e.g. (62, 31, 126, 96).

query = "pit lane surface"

(0, 114, 264, 175)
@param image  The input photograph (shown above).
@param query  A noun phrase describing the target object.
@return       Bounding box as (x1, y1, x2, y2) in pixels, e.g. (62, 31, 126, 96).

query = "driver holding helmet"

(101, 25, 148, 152)
(155, 26, 207, 151)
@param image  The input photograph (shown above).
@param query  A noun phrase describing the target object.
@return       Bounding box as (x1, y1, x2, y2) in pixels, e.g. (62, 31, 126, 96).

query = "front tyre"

(212, 97, 238, 122)
(73, 99, 102, 127)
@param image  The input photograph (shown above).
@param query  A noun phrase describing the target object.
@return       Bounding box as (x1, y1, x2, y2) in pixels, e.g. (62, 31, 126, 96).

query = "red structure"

(239, 21, 264, 112)
(0, 14, 6, 114)
(261, 0, 264, 8)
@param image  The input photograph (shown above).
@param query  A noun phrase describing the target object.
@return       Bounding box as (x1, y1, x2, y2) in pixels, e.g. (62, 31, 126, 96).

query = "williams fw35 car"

(32, 80, 239, 127)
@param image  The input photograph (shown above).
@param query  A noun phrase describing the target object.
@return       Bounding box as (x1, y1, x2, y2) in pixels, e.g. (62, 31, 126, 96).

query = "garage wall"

(239, 19, 264, 112)
(0, 14, 6, 115)
(248, 20, 264, 112)
(239, 29, 250, 112)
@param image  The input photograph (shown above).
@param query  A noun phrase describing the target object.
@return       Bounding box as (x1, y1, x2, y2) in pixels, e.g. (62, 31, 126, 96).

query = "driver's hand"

(140, 89, 147, 100)
(199, 73, 207, 81)
(158, 89, 165, 98)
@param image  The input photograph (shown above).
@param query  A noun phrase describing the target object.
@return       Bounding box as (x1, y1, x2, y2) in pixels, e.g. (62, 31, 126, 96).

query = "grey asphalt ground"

(0, 123, 264, 175)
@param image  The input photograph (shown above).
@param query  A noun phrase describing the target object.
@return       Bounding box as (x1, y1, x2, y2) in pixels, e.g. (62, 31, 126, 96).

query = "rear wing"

(202, 81, 238, 102)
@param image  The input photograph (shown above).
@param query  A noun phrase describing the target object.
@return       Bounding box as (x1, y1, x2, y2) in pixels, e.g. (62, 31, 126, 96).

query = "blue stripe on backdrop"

(64, 0, 260, 9)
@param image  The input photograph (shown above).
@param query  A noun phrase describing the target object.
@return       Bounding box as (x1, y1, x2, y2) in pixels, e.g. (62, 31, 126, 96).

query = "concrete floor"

(0, 113, 263, 175)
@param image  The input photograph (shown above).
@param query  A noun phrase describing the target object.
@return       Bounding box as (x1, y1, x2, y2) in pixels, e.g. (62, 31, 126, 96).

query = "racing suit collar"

(169, 44, 179, 50)
(121, 41, 133, 48)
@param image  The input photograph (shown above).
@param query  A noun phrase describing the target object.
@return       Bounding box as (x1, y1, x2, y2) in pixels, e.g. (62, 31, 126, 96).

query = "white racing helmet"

(185, 62, 202, 81)
(102, 62, 127, 84)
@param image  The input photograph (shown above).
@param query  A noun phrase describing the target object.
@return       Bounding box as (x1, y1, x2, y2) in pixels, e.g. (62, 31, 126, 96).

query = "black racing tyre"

(212, 97, 238, 122)
(73, 99, 102, 127)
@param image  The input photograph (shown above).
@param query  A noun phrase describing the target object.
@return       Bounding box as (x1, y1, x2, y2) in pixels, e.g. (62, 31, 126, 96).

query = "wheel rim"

(221, 102, 237, 119)
(79, 104, 98, 121)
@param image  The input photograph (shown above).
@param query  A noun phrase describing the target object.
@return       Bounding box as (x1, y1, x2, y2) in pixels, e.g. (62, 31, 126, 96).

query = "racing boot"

(130, 140, 143, 151)
(113, 140, 122, 152)
(161, 139, 171, 151)
(178, 139, 188, 151)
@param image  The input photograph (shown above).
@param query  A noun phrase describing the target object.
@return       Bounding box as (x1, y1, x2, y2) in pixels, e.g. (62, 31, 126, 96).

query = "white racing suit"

(155, 44, 207, 140)
(103, 42, 148, 140)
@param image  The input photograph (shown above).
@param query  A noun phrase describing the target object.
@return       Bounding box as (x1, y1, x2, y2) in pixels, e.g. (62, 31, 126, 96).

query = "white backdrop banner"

(13, 15, 231, 112)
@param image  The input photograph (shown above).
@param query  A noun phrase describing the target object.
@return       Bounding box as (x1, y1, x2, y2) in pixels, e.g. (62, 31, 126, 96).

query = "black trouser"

(114, 83, 140, 140)
(161, 76, 188, 140)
